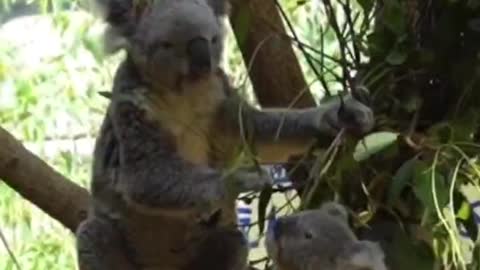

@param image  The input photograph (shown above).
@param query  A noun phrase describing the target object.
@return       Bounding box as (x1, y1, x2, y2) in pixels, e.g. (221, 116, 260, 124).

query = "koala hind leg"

(76, 217, 137, 270)
(183, 227, 249, 270)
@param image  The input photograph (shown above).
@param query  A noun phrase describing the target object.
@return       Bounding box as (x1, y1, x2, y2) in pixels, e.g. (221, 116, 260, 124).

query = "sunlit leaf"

(353, 131, 400, 161)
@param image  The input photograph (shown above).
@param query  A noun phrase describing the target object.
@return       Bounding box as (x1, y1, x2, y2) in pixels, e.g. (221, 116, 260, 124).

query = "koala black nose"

(186, 37, 212, 76)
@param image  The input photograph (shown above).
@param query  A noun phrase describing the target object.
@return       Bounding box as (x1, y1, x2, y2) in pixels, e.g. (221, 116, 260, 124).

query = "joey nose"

(187, 37, 212, 76)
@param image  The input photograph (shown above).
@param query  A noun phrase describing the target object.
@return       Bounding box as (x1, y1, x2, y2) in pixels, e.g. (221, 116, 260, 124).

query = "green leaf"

(387, 158, 417, 205)
(457, 201, 471, 220)
(353, 131, 400, 161)
(257, 185, 273, 233)
(82, 34, 103, 64)
(427, 123, 453, 144)
(386, 48, 408, 65)
(387, 226, 436, 269)
(382, 0, 407, 36)
(413, 161, 449, 211)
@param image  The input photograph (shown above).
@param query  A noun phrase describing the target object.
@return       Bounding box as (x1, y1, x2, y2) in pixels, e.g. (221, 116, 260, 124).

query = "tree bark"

(229, 0, 315, 108)
(0, 126, 89, 232)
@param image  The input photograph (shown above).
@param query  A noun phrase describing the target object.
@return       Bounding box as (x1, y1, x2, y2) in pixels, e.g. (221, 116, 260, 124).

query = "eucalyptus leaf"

(353, 131, 400, 161)
(387, 227, 436, 270)
(413, 161, 449, 211)
(387, 158, 417, 205)
(386, 48, 408, 65)
(257, 185, 273, 233)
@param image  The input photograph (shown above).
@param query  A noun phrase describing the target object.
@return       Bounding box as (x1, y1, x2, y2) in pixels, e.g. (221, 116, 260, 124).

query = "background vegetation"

(1, 0, 480, 269)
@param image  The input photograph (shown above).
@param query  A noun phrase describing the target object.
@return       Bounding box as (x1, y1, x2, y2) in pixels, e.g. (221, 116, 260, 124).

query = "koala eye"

(211, 35, 219, 44)
(304, 231, 314, 240)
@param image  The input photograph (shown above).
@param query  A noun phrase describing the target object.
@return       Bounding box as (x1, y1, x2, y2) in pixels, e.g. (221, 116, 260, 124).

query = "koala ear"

(319, 202, 349, 223)
(207, 0, 230, 16)
(95, 0, 152, 35)
(94, 0, 153, 54)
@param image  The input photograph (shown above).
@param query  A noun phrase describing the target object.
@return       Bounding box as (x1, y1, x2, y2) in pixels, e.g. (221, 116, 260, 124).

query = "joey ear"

(319, 202, 349, 223)
(207, 0, 230, 16)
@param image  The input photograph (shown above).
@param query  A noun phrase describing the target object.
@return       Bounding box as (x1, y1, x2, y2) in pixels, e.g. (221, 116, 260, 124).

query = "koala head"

(265, 202, 387, 270)
(96, 0, 229, 89)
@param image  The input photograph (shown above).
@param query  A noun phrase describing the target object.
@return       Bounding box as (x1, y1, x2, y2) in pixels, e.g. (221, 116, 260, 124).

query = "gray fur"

(266, 203, 387, 270)
(77, 0, 375, 269)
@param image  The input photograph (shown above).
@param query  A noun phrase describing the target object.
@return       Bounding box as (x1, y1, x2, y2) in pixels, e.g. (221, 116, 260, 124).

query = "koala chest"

(161, 106, 214, 165)
(148, 79, 232, 166)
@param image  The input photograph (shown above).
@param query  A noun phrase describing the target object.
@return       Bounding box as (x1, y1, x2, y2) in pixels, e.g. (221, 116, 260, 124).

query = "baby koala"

(265, 202, 387, 270)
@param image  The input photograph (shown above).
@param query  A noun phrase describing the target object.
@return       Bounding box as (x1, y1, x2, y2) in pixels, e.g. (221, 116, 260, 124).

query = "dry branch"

(0, 126, 89, 232)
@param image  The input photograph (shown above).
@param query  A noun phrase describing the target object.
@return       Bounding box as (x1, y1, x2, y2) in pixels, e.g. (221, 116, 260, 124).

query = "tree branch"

(229, 0, 315, 108)
(0, 126, 89, 233)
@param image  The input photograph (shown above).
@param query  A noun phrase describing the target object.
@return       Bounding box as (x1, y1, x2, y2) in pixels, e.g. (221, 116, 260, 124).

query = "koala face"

(98, 0, 227, 88)
(265, 203, 387, 270)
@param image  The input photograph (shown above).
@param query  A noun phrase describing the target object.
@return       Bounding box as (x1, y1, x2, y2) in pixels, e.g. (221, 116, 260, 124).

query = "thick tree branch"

(229, 0, 315, 108)
(0, 126, 89, 233)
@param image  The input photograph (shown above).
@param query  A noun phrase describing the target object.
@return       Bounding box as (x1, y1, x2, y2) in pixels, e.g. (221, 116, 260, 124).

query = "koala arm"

(218, 93, 374, 163)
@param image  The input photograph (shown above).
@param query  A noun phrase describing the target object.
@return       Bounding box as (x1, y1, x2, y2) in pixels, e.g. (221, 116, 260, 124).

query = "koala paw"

(224, 167, 273, 196)
(317, 93, 374, 137)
